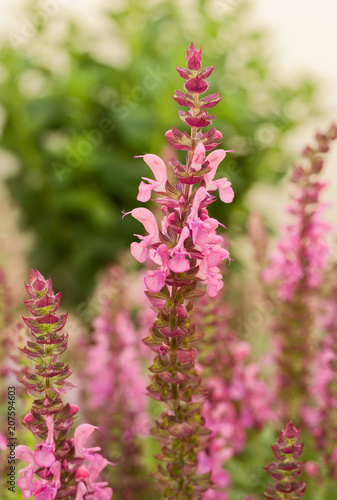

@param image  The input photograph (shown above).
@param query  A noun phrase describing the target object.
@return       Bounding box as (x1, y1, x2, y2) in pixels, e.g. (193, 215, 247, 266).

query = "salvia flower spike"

(195, 286, 276, 498)
(129, 43, 235, 498)
(82, 266, 151, 498)
(263, 421, 306, 500)
(17, 269, 113, 500)
(262, 123, 337, 419)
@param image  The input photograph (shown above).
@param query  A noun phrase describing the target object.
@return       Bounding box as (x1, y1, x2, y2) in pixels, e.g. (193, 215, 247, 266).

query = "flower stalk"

(129, 44, 234, 498)
(16, 269, 112, 500)
(262, 124, 337, 420)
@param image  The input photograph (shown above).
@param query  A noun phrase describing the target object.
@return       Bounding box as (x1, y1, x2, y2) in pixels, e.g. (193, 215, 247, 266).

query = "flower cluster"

(263, 421, 306, 500)
(130, 43, 234, 299)
(128, 43, 235, 498)
(16, 269, 112, 500)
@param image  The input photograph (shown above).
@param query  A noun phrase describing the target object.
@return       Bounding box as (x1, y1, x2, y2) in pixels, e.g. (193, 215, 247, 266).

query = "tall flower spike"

(195, 283, 276, 499)
(129, 44, 235, 498)
(263, 421, 306, 500)
(306, 262, 337, 478)
(17, 270, 113, 499)
(262, 124, 337, 421)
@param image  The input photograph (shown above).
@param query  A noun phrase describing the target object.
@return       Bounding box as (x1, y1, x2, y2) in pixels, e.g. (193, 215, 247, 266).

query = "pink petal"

(206, 246, 229, 266)
(144, 269, 167, 293)
(156, 244, 169, 267)
(74, 424, 99, 457)
(137, 180, 156, 202)
(131, 208, 159, 239)
(49, 461, 61, 488)
(143, 154, 167, 185)
(91, 485, 113, 500)
(15, 445, 35, 465)
(75, 482, 87, 500)
(34, 445, 55, 468)
(168, 253, 190, 273)
(34, 484, 58, 500)
(75, 467, 90, 481)
(213, 178, 234, 203)
(17, 464, 37, 493)
(82, 452, 110, 480)
(206, 274, 224, 297)
(189, 187, 208, 220)
(130, 242, 148, 263)
(189, 220, 211, 246)
(191, 142, 206, 168)
(177, 226, 191, 249)
(205, 149, 232, 183)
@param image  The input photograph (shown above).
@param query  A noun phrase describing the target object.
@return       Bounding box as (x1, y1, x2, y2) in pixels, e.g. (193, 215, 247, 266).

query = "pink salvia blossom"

(128, 43, 235, 498)
(263, 126, 337, 300)
(262, 124, 337, 420)
(137, 154, 168, 202)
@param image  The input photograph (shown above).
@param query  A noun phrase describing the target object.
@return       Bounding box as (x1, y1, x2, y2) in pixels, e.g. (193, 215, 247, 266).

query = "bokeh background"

(1, 2, 337, 499)
(0, 0, 336, 308)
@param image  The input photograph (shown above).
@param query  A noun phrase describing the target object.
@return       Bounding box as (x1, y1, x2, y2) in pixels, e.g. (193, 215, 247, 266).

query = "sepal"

(198, 92, 222, 108)
(165, 127, 193, 151)
(172, 90, 196, 108)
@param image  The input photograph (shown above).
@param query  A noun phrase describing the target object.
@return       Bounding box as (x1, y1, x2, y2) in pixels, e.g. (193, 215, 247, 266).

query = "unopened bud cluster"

(263, 421, 306, 500)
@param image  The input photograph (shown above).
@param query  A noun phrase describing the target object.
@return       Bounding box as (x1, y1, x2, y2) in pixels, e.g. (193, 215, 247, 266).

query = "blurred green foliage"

(0, 0, 318, 307)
